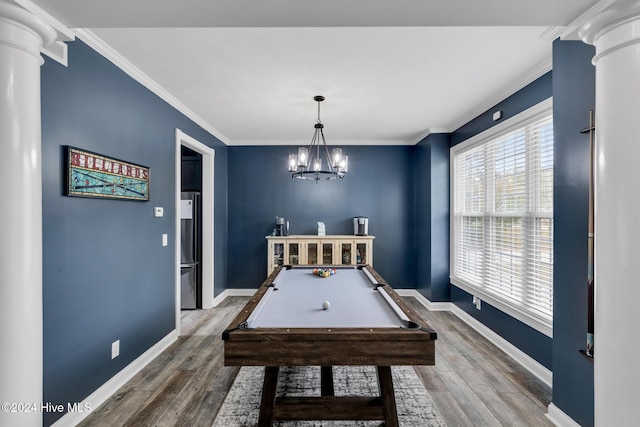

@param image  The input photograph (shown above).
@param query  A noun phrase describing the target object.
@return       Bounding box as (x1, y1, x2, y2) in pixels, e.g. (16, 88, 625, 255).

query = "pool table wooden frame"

(222, 265, 437, 427)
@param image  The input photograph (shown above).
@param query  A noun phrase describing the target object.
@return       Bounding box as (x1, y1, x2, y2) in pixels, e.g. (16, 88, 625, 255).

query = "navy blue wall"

(228, 145, 415, 289)
(41, 40, 227, 425)
(451, 72, 553, 146)
(414, 133, 451, 301)
(552, 39, 595, 427)
(449, 71, 554, 370)
(37, 34, 596, 427)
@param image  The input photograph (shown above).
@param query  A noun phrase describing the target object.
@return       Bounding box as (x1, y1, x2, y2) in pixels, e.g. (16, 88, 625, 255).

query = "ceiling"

(27, 0, 599, 145)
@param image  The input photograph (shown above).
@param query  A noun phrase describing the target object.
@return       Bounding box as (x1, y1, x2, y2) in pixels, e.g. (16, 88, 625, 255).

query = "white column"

(580, 1, 640, 425)
(0, 2, 55, 426)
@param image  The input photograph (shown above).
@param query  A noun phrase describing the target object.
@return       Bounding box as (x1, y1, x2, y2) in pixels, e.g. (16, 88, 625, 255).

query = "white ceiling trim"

(231, 128, 453, 146)
(20, 0, 601, 148)
(72, 27, 553, 147)
(558, 0, 614, 40)
(444, 56, 553, 134)
(13, 0, 75, 42)
(74, 28, 232, 146)
(540, 26, 566, 41)
(230, 139, 416, 147)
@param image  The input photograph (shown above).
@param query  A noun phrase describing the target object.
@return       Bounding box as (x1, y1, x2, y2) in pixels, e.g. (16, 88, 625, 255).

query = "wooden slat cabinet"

(266, 235, 374, 275)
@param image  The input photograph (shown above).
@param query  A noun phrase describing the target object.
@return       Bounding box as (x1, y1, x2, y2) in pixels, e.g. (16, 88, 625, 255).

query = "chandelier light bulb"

(297, 147, 308, 168)
(332, 148, 342, 169)
(288, 154, 298, 172)
(340, 155, 349, 173)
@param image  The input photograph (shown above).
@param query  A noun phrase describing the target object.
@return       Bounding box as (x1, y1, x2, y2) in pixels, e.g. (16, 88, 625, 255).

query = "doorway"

(175, 129, 215, 335)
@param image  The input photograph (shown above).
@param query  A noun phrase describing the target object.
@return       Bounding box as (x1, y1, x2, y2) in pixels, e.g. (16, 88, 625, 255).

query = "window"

(450, 99, 553, 336)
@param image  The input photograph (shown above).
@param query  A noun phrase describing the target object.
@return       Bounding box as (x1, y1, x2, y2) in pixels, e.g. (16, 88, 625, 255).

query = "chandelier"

(288, 96, 348, 181)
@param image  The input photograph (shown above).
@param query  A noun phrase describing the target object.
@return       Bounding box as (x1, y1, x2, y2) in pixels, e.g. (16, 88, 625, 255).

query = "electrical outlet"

(475, 298, 482, 310)
(111, 340, 120, 359)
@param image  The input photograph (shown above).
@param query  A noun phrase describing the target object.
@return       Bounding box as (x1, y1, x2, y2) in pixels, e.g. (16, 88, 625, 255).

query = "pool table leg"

(258, 366, 279, 427)
(320, 366, 334, 396)
(377, 366, 399, 427)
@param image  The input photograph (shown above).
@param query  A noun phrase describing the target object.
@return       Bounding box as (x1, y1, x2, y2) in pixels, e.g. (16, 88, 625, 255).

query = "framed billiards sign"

(64, 146, 150, 201)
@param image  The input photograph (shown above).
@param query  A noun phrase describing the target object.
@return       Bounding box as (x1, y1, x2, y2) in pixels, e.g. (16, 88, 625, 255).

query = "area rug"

(212, 365, 447, 426)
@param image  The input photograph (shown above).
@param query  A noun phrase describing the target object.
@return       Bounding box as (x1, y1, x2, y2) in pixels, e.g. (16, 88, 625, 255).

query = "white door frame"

(175, 129, 215, 334)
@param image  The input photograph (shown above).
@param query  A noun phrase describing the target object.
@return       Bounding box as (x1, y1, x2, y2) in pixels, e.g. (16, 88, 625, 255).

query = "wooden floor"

(78, 296, 553, 427)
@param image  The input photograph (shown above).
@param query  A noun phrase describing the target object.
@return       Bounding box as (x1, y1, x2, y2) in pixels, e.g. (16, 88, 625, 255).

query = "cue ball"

(322, 300, 331, 310)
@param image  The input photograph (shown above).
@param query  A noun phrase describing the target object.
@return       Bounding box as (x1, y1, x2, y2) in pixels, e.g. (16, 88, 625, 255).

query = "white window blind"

(451, 100, 553, 335)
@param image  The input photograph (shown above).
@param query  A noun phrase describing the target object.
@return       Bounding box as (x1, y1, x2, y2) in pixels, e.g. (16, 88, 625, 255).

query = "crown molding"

(578, 0, 640, 45)
(557, 0, 616, 41)
(446, 57, 552, 134)
(229, 139, 415, 146)
(540, 25, 566, 41)
(65, 27, 555, 147)
(11, 0, 75, 42)
(235, 54, 553, 147)
(410, 128, 433, 145)
(408, 127, 451, 145)
(427, 128, 450, 134)
(74, 28, 231, 146)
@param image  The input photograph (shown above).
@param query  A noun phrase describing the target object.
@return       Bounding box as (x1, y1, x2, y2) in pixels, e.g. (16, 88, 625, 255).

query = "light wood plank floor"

(78, 296, 553, 427)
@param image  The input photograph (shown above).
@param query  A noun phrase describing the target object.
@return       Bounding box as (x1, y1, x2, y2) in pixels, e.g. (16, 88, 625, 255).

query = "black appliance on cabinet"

(181, 192, 201, 309)
(353, 216, 369, 236)
(275, 217, 289, 236)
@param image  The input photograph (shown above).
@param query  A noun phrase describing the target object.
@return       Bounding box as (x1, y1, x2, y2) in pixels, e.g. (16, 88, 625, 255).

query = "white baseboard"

(395, 289, 452, 311)
(546, 403, 582, 427)
(212, 288, 257, 307)
(400, 290, 579, 426)
(51, 330, 179, 427)
(448, 302, 553, 387)
(394, 290, 553, 388)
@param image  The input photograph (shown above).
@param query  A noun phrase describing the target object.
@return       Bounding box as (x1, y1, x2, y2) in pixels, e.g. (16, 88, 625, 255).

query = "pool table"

(222, 265, 437, 427)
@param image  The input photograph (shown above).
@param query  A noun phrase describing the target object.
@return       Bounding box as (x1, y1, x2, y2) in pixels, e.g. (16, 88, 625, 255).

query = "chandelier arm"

(306, 129, 319, 169)
(316, 130, 321, 164)
(320, 128, 335, 170)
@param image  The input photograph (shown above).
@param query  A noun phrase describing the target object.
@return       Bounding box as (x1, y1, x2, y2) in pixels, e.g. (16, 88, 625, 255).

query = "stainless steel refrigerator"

(180, 192, 201, 309)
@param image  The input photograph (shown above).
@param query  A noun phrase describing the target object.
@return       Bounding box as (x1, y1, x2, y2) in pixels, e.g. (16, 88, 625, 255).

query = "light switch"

(162, 234, 168, 247)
